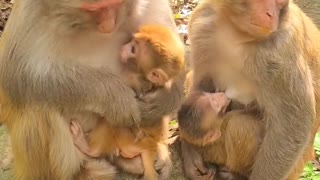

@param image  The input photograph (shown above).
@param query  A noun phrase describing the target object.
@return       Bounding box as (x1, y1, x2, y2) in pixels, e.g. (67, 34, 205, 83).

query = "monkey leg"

(141, 150, 158, 180)
(287, 112, 320, 180)
(7, 107, 115, 180)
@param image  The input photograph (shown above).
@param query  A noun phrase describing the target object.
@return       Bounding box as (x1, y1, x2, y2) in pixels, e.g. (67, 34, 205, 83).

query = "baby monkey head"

(121, 24, 185, 86)
(178, 91, 230, 147)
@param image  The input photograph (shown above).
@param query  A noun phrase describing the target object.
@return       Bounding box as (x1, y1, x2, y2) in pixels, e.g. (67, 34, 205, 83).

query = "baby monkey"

(178, 92, 263, 178)
(120, 24, 185, 97)
(71, 24, 185, 180)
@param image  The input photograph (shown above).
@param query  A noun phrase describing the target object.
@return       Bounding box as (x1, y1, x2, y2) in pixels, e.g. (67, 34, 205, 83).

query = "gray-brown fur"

(0, 0, 181, 179)
(178, 91, 209, 139)
(138, 71, 186, 126)
(183, 1, 320, 180)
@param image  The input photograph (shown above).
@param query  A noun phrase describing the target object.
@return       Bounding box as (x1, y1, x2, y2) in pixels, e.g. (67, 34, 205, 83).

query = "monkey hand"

(182, 141, 215, 180)
(104, 83, 141, 127)
(70, 121, 101, 158)
(184, 156, 215, 180)
(154, 151, 172, 179)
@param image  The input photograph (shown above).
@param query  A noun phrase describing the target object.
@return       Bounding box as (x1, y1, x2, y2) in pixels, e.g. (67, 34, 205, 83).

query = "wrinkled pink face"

(230, 0, 289, 38)
(197, 92, 230, 116)
(80, 0, 123, 33)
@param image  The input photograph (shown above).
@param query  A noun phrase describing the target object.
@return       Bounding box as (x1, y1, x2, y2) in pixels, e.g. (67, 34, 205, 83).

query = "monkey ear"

(203, 130, 221, 145)
(147, 68, 169, 86)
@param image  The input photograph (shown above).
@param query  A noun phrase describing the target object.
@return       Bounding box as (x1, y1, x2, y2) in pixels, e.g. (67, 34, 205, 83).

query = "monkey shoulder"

(188, 2, 217, 36)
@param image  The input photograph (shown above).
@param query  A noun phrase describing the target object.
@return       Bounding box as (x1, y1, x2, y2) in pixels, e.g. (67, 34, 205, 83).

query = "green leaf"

(311, 175, 320, 180)
(174, 14, 182, 19)
(170, 120, 177, 125)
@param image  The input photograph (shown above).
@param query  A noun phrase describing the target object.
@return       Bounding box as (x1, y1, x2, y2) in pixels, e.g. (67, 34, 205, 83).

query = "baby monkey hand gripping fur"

(178, 92, 263, 179)
(71, 24, 185, 180)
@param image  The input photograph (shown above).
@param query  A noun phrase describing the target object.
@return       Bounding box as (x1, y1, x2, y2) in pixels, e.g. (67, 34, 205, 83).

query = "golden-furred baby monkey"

(120, 24, 185, 97)
(182, 0, 320, 180)
(0, 0, 182, 179)
(71, 24, 185, 180)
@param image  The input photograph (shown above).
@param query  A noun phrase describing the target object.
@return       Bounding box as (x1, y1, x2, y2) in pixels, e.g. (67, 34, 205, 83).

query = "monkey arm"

(0, 61, 140, 127)
(188, 5, 217, 94)
(250, 64, 315, 180)
(138, 74, 185, 125)
(138, 0, 178, 33)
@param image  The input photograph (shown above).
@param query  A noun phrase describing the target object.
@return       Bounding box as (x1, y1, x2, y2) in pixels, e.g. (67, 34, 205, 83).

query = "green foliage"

(300, 133, 320, 179)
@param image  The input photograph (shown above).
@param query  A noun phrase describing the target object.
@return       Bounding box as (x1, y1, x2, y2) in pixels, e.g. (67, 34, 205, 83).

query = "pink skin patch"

(80, 0, 123, 33)
(80, 0, 123, 11)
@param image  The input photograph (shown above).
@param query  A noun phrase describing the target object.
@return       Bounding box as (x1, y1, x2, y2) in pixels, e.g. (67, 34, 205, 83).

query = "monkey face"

(199, 92, 230, 117)
(80, 0, 123, 33)
(225, 0, 288, 39)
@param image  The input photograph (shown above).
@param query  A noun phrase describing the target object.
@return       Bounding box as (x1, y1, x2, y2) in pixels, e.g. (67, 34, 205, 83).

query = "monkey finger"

(203, 169, 215, 180)
(189, 169, 214, 180)
(70, 121, 80, 136)
(193, 160, 209, 175)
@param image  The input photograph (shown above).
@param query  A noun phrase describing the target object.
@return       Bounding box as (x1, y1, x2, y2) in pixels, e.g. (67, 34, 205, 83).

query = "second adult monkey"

(71, 24, 185, 180)
(184, 0, 320, 180)
(0, 0, 182, 179)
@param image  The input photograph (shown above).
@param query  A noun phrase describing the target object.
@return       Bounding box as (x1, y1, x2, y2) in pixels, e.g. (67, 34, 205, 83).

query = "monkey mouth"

(221, 99, 231, 114)
(250, 23, 275, 37)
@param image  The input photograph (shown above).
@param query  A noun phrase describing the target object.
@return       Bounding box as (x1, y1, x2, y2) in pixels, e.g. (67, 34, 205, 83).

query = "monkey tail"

(5, 105, 116, 180)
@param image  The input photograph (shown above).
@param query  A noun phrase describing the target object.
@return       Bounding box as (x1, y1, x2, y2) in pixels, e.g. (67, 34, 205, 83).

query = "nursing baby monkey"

(178, 92, 263, 179)
(71, 24, 184, 180)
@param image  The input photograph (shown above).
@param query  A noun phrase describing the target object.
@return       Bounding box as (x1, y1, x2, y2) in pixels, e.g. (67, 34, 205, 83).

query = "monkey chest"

(213, 65, 257, 105)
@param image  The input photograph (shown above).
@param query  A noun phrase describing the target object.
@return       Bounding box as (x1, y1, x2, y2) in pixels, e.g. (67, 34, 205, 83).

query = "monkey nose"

(251, 10, 278, 35)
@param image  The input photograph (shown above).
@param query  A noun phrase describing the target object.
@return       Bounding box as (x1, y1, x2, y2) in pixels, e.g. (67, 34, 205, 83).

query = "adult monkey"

(0, 0, 182, 179)
(181, 0, 320, 180)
